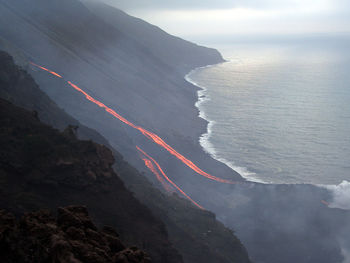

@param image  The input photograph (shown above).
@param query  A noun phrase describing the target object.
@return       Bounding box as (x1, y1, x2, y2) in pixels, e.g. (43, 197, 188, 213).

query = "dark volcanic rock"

(0, 96, 183, 263)
(0, 206, 151, 263)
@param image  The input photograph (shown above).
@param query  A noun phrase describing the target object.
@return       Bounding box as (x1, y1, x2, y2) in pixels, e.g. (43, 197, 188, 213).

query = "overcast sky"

(102, 0, 350, 42)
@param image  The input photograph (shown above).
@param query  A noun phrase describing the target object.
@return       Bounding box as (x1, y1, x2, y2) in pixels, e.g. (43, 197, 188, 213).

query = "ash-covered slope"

(0, 0, 241, 206)
(81, 0, 223, 75)
(0, 0, 238, 184)
(0, 51, 112, 146)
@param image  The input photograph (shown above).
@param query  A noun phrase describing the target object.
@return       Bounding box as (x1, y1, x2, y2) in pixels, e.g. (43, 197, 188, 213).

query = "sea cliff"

(1, 1, 350, 262)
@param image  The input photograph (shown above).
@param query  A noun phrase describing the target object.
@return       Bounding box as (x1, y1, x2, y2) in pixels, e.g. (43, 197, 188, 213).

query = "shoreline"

(184, 61, 350, 211)
(185, 63, 268, 184)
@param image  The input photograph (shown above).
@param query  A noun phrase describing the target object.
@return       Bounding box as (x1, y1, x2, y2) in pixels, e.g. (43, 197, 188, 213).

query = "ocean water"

(187, 38, 350, 185)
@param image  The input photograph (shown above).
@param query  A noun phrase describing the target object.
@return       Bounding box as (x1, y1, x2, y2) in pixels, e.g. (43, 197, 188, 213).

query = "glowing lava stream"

(141, 157, 173, 193)
(29, 62, 63, 78)
(321, 200, 330, 207)
(137, 146, 204, 210)
(30, 62, 234, 184)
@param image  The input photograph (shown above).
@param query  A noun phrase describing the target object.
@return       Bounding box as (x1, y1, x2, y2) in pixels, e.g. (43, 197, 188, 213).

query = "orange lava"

(30, 62, 234, 184)
(141, 157, 173, 193)
(321, 200, 330, 206)
(30, 62, 63, 78)
(137, 146, 204, 210)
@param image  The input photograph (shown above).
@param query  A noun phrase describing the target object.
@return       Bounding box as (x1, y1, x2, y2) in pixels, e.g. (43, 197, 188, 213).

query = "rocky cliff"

(0, 206, 151, 263)
(0, 96, 183, 263)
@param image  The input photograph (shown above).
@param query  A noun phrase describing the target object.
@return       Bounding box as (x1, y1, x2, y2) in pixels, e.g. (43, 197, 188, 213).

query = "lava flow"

(29, 62, 63, 78)
(141, 157, 173, 193)
(137, 146, 204, 210)
(321, 200, 330, 207)
(30, 62, 234, 184)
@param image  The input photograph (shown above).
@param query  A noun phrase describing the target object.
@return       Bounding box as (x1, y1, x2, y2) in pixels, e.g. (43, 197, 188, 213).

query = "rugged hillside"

(2, 1, 348, 262)
(0, 206, 151, 263)
(0, 97, 182, 263)
(0, 52, 251, 263)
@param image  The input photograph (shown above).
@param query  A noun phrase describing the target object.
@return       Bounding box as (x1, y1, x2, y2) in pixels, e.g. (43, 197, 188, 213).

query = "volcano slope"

(0, 51, 251, 263)
(1, 1, 350, 263)
(0, 0, 240, 187)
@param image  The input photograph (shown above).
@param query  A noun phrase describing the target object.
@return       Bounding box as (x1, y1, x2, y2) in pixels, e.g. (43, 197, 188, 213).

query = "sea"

(186, 36, 350, 185)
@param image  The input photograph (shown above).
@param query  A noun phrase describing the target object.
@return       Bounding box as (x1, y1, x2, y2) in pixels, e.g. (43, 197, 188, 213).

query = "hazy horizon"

(100, 0, 350, 44)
